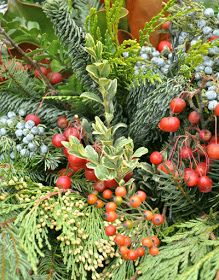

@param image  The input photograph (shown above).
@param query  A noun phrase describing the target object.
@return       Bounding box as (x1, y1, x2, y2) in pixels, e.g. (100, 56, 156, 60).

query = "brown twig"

(0, 26, 56, 94)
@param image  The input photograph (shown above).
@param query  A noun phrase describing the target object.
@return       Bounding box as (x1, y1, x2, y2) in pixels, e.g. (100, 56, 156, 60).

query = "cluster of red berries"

(151, 96, 219, 193)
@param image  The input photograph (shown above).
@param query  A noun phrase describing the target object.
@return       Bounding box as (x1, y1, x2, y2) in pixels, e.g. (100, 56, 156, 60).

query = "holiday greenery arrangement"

(0, 0, 219, 279)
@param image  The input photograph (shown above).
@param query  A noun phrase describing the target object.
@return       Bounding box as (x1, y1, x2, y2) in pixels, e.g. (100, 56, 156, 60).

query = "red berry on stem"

(136, 190, 147, 202)
(142, 237, 153, 248)
(105, 202, 117, 212)
(195, 162, 208, 176)
(150, 151, 163, 165)
(214, 104, 219, 116)
(93, 181, 105, 193)
(149, 246, 160, 256)
(157, 160, 175, 175)
(197, 176, 213, 193)
(180, 146, 193, 159)
(64, 127, 81, 141)
(127, 250, 138, 261)
(95, 199, 104, 208)
(207, 144, 219, 160)
(85, 168, 98, 181)
(170, 98, 186, 114)
(87, 194, 98, 205)
(102, 189, 113, 200)
(151, 236, 160, 246)
(144, 210, 153, 221)
(115, 186, 127, 197)
(152, 214, 165, 226)
(157, 40, 172, 52)
(184, 168, 199, 187)
(34, 67, 48, 78)
(188, 111, 200, 125)
(158, 117, 180, 132)
(52, 133, 66, 148)
(161, 21, 171, 30)
(68, 154, 87, 168)
(56, 176, 71, 189)
(199, 130, 212, 142)
(57, 116, 69, 129)
(129, 196, 142, 208)
(114, 234, 126, 246)
(47, 72, 63, 84)
(136, 247, 145, 257)
(105, 225, 116, 236)
(104, 179, 118, 189)
(25, 114, 41, 126)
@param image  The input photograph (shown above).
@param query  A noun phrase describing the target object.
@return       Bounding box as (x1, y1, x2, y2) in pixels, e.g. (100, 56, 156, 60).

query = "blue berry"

(203, 60, 214, 67)
(25, 120, 35, 129)
(202, 26, 212, 35)
(40, 145, 48, 154)
(204, 67, 213, 75)
(38, 127, 45, 135)
(7, 119, 14, 127)
(23, 137, 29, 144)
(208, 100, 218, 110)
(26, 134, 34, 142)
(15, 130, 23, 138)
(204, 8, 214, 17)
(206, 90, 217, 100)
(10, 152, 15, 160)
(20, 148, 29, 157)
(22, 128, 30, 136)
(16, 122, 25, 129)
(197, 19, 206, 29)
(152, 51, 160, 57)
(31, 126, 39, 135)
(206, 81, 213, 87)
(123, 52, 129, 58)
(7, 111, 16, 119)
(0, 128, 7, 136)
(208, 86, 217, 91)
(213, 29, 219, 36)
(140, 53, 149, 60)
(195, 73, 201, 80)
(0, 117, 7, 125)
(18, 109, 26, 117)
(16, 144, 22, 151)
(28, 142, 37, 151)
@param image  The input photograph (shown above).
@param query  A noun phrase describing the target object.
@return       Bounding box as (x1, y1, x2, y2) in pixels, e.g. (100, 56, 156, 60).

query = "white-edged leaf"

(133, 147, 148, 158)
(85, 145, 99, 162)
(81, 92, 102, 104)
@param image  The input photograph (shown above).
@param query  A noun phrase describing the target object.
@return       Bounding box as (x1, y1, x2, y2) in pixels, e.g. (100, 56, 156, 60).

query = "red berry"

(58, 168, 74, 177)
(124, 172, 133, 182)
(144, 210, 153, 221)
(105, 225, 116, 236)
(64, 127, 81, 141)
(52, 133, 66, 148)
(180, 146, 193, 159)
(152, 214, 165, 226)
(188, 111, 200, 125)
(157, 40, 172, 52)
(34, 67, 48, 78)
(161, 21, 171, 30)
(207, 143, 219, 160)
(214, 104, 219, 116)
(95, 199, 104, 208)
(129, 196, 142, 208)
(114, 234, 126, 246)
(136, 247, 145, 257)
(63, 147, 69, 157)
(123, 220, 133, 229)
(149, 246, 160, 256)
(25, 114, 41, 126)
(136, 190, 147, 202)
(157, 160, 175, 175)
(119, 246, 129, 255)
(150, 151, 163, 165)
(47, 72, 63, 84)
(127, 250, 138, 261)
(184, 168, 199, 187)
(105, 202, 117, 212)
(115, 186, 127, 197)
(199, 130, 212, 142)
(57, 116, 69, 129)
(56, 176, 71, 189)
(68, 154, 87, 167)
(87, 194, 98, 205)
(195, 162, 208, 176)
(104, 179, 117, 189)
(142, 237, 153, 248)
(208, 36, 219, 42)
(151, 236, 160, 246)
(105, 211, 118, 222)
(158, 117, 180, 132)
(124, 236, 132, 247)
(170, 98, 186, 114)
(102, 189, 113, 200)
(197, 176, 213, 193)
(85, 168, 98, 181)
(93, 181, 105, 193)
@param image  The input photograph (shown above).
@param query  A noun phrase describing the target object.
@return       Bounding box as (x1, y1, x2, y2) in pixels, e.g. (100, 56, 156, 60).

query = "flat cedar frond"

(138, 213, 219, 280)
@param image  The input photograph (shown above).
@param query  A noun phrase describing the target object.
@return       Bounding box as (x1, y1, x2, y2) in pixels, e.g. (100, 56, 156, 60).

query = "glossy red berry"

(115, 186, 127, 197)
(127, 250, 138, 261)
(68, 154, 87, 168)
(170, 98, 186, 113)
(136, 247, 145, 257)
(150, 151, 163, 165)
(104, 179, 117, 189)
(52, 134, 66, 148)
(151, 214, 165, 226)
(197, 176, 213, 193)
(57, 116, 69, 129)
(56, 176, 71, 189)
(214, 104, 219, 116)
(25, 114, 41, 126)
(105, 202, 117, 212)
(157, 40, 172, 52)
(184, 168, 199, 187)
(105, 211, 118, 222)
(34, 66, 48, 78)
(105, 225, 116, 236)
(149, 246, 160, 256)
(180, 146, 193, 159)
(144, 210, 153, 221)
(188, 111, 200, 125)
(64, 127, 81, 141)
(114, 234, 126, 246)
(87, 194, 98, 205)
(142, 237, 153, 248)
(158, 117, 180, 132)
(102, 189, 113, 199)
(85, 168, 98, 181)
(129, 196, 142, 208)
(47, 72, 63, 84)
(93, 181, 105, 193)
(136, 190, 147, 202)
(199, 130, 212, 142)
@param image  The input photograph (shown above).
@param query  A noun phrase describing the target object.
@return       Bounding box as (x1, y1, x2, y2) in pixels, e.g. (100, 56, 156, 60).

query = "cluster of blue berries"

(0, 110, 49, 160)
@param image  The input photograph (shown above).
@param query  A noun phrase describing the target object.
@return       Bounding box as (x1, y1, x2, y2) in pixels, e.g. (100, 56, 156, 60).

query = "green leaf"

(85, 145, 99, 162)
(107, 79, 117, 99)
(112, 122, 127, 135)
(81, 92, 102, 104)
(94, 165, 110, 180)
(133, 147, 148, 158)
(114, 137, 133, 150)
(63, 136, 87, 158)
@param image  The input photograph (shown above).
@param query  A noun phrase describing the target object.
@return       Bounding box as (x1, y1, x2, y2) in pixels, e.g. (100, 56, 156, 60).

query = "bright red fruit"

(115, 186, 127, 197)
(197, 176, 213, 193)
(199, 130, 212, 142)
(93, 181, 105, 193)
(208, 36, 219, 42)
(105, 225, 116, 236)
(157, 40, 173, 52)
(214, 104, 219, 116)
(170, 98, 186, 113)
(180, 146, 193, 159)
(188, 111, 200, 125)
(158, 117, 180, 132)
(136, 247, 145, 257)
(151, 236, 160, 246)
(95, 199, 104, 208)
(25, 114, 41, 125)
(34, 67, 48, 78)
(149, 246, 160, 256)
(64, 127, 81, 141)
(127, 250, 138, 261)
(102, 189, 113, 199)
(184, 168, 199, 187)
(105, 211, 118, 222)
(209, 135, 219, 144)
(129, 196, 142, 208)
(152, 214, 165, 226)
(207, 144, 219, 160)
(63, 147, 69, 157)
(87, 194, 97, 205)
(57, 116, 69, 129)
(68, 154, 87, 167)
(105, 202, 117, 212)
(142, 237, 153, 247)
(150, 151, 163, 165)
(114, 234, 126, 246)
(52, 134, 66, 148)
(144, 210, 153, 221)
(161, 21, 171, 30)
(136, 190, 147, 202)
(104, 179, 117, 189)
(84, 168, 98, 181)
(56, 176, 71, 189)
(47, 72, 63, 84)
(157, 160, 175, 175)
(195, 162, 208, 176)
(58, 168, 73, 177)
